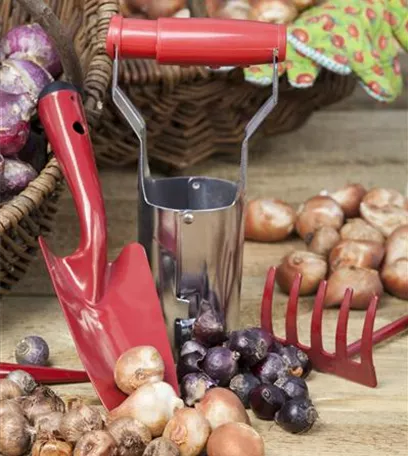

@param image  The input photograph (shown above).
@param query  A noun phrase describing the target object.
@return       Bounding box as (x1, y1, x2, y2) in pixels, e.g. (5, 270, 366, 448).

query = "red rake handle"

(37, 82, 108, 303)
(347, 314, 408, 357)
(0, 363, 89, 384)
(106, 15, 287, 65)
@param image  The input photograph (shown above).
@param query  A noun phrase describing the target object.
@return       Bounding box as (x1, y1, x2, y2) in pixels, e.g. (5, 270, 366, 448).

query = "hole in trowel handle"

(73, 121, 85, 135)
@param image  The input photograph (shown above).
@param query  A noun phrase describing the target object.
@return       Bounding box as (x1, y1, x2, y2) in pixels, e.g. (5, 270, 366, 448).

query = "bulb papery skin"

(381, 259, 408, 300)
(163, 408, 211, 456)
(142, 437, 181, 456)
(206, 422, 265, 456)
(384, 225, 408, 265)
(108, 382, 185, 437)
(328, 183, 367, 218)
(194, 387, 250, 431)
(0, 379, 24, 401)
(296, 196, 344, 240)
(360, 203, 408, 237)
(32, 439, 73, 456)
(114, 346, 165, 395)
(340, 218, 384, 244)
(276, 251, 328, 296)
(245, 198, 296, 242)
(107, 416, 152, 456)
(0, 412, 33, 456)
(60, 402, 104, 444)
(73, 430, 116, 456)
(324, 266, 384, 309)
(6, 370, 37, 395)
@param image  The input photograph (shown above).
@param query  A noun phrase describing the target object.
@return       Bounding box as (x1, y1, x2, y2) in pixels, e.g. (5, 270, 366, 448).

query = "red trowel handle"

(106, 15, 286, 65)
(37, 82, 107, 302)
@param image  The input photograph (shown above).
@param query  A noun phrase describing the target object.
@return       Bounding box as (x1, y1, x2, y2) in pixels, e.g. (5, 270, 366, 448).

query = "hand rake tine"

(355, 296, 379, 387)
(310, 280, 328, 354)
(346, 295, 379, 358)
(359, 295, 378, 364)
(261, 267, 276, 336)
(335, 288, 353, 360)
(285, 273, 302, 345)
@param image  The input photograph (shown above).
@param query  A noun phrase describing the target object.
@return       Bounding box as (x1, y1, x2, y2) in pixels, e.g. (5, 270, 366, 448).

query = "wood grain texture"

(10, 109, 408, 295)
(1, 104, 407, 455)
(1, 264, 407, 455)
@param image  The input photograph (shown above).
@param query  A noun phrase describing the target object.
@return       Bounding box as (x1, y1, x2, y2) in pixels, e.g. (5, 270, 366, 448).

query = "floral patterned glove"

(239, 0, 408, 102)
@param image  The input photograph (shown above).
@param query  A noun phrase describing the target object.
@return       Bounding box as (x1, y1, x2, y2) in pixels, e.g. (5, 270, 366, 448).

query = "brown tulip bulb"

(276, 251, 328, 296)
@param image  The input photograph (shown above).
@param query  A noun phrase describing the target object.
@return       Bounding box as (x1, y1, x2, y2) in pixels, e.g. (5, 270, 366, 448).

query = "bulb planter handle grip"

(106, 15, 287, 65)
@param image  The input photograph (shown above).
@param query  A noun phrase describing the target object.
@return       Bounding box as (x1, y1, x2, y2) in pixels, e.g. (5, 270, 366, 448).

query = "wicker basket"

(0, 0, 117, 295)
(91, 0, 357, 171)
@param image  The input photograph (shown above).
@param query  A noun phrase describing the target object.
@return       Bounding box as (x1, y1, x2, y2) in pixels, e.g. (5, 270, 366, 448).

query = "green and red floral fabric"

(214, 0, 408, 102)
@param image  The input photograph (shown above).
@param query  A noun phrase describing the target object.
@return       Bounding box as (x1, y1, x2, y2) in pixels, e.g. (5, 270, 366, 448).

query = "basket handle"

(15, 0, 83, 90)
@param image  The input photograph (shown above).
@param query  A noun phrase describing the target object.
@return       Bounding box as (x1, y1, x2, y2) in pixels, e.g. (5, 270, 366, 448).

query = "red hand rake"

(261, 267, 408, 387)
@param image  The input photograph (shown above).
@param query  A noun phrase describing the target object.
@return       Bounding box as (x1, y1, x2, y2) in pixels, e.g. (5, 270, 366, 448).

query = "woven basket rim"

(0, 158, 62, 232)
(0, 0, 117, 234)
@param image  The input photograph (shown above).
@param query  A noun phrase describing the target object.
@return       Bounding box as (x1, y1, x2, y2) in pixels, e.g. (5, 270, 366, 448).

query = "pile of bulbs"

(0, 373, 122, 456)
(0, 346, 264, 456)
(119, 0, 319, 23)
(245, 185, 408, 308)
(0, 333, 317, 456)
(176, 319, 318, 438)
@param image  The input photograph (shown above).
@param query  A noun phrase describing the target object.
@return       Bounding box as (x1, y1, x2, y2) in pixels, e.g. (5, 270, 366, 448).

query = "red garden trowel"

(37, 82, 178, 410)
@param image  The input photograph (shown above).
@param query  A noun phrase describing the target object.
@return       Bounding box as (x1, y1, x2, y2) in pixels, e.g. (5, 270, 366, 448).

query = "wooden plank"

(1, 272, 407, 455)
(10, 110, 408, 295)
(2, 106, 407, 455)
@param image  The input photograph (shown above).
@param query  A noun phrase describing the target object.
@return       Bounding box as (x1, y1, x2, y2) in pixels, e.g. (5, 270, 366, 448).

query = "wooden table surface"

(1, 89, 408, 455)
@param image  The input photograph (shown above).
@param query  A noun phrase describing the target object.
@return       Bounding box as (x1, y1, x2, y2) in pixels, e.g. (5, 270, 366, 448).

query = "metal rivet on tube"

(182, 212, 194, 224)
